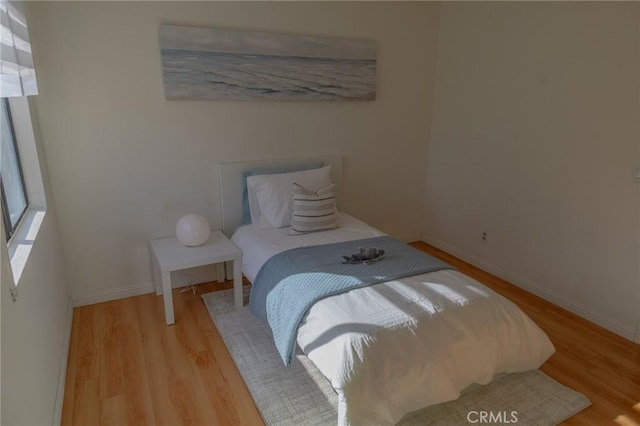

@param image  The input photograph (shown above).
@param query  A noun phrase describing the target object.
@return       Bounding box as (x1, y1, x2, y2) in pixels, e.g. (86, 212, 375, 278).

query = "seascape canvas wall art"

(159, 25, 376, 101)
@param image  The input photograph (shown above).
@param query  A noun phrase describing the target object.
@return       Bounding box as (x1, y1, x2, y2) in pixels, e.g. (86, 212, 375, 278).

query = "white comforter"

(232, 214, 555, 425)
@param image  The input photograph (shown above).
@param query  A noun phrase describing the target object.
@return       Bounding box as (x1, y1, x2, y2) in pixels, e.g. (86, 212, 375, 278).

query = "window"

(0, 0, 44, 293)
(1, 98, 29, 241)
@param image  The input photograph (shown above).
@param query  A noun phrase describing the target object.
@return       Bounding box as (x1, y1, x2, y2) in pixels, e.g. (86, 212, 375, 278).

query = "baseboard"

(52, 296, 73, 425)
(72, 281, 156, 307)
(396, 231, 422, 244)
(72, 271, 227, 306)
(421, 233, 638, 343)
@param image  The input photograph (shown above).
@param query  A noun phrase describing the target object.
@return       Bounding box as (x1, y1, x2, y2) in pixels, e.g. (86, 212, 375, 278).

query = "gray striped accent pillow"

(289, 183, 338, 235)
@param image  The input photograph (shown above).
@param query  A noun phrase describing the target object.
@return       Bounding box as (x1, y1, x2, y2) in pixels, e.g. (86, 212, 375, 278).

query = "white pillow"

(247, 165, 333, 229)
(290, 183, 338, 235)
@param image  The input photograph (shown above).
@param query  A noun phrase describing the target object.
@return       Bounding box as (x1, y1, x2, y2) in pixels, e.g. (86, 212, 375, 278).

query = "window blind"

(0, 0, 37, 98)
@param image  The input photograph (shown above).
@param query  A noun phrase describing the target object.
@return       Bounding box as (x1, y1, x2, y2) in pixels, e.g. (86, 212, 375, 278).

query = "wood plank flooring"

(62, 242, 640, 425)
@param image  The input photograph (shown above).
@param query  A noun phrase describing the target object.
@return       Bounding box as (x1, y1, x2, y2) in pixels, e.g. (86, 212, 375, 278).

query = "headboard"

(218, 154, 343, 237)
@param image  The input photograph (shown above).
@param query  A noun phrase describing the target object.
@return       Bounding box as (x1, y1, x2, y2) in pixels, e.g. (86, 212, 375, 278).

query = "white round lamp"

(176, 214, 210, 246)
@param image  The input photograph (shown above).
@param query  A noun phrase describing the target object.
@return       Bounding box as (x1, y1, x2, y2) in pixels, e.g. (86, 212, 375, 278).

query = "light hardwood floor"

(62, 242, 640, 426)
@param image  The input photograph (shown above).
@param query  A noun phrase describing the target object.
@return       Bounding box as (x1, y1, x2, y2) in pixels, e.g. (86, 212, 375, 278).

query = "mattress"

(232, 213, 385, 283)
(232, 213, 555, 425)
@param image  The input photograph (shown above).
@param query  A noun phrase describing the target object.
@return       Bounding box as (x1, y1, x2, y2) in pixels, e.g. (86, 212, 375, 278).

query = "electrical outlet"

(482, 232, 487, 242)
(634, 163, 640, 182)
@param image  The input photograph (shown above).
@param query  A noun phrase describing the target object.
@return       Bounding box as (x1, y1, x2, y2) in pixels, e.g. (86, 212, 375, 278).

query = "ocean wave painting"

(159, 25, 377, 101)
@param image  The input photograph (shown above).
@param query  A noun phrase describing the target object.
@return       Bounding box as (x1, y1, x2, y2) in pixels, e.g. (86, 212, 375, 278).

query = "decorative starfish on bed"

(341, 247, 386, 265)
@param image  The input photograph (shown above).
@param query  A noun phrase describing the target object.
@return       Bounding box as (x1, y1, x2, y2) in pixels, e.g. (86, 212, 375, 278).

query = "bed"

(218, 155, 555, 426)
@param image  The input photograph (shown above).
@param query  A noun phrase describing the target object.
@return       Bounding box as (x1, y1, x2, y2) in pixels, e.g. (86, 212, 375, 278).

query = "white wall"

(27, 1, 441, 304)
(1, 99, 72, 425)
(424, 2, 640, 340)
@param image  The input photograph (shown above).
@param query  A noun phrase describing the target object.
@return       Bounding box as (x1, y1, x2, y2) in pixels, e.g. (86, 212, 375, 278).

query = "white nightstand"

(150, 231, 243, 325)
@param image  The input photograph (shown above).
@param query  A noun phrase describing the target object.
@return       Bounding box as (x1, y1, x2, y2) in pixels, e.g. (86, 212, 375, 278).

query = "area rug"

(202, 288, 591, 425)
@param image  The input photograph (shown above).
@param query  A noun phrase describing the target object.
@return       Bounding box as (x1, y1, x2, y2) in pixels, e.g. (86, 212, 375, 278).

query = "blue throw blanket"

(249, 236, 453, 365)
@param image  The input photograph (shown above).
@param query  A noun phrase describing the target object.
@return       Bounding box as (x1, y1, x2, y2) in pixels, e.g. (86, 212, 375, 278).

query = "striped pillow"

(289, 183, 338, 235)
